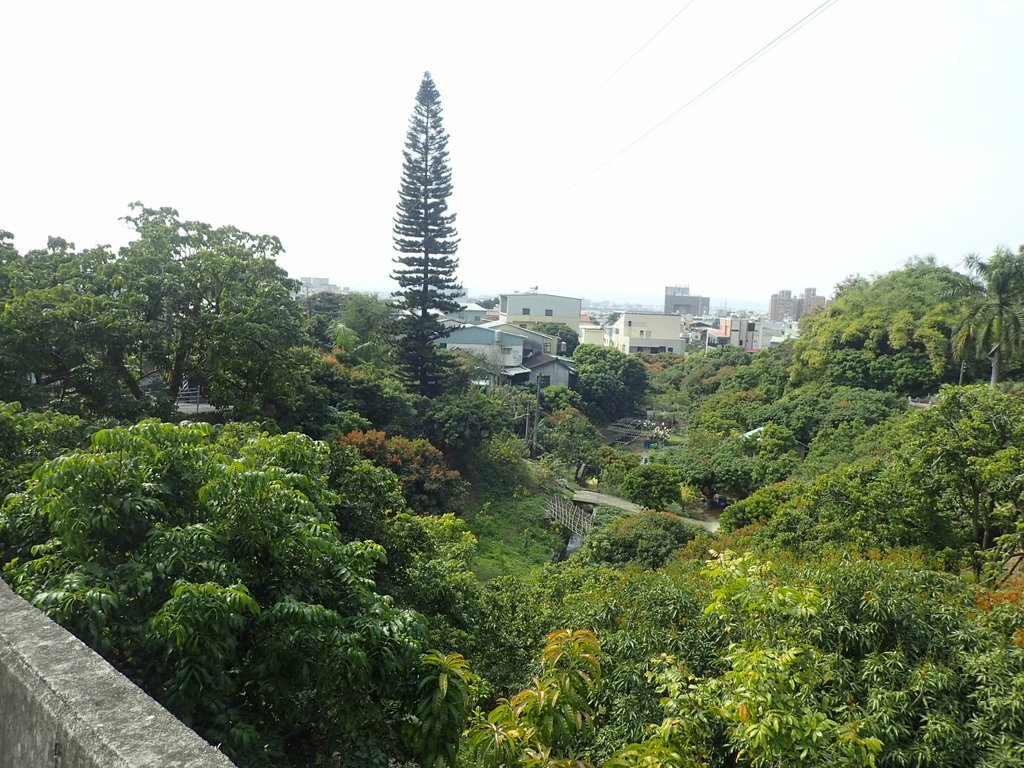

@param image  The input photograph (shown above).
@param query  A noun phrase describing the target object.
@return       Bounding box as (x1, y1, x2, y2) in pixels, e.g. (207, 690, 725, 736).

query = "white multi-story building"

(716, 316, 799, 350)
(498, 292, 582, 333)
(607, 312, 683, 355)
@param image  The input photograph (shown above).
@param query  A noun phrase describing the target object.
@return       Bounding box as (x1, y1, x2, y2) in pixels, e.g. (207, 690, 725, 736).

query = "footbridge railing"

(545, 495, 594, 538)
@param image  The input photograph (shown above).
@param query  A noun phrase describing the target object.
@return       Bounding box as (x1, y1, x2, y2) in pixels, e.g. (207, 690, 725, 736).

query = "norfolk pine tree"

(392, 72, 462, 396)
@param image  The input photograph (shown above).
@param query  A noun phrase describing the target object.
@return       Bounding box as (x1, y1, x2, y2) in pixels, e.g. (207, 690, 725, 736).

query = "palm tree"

(947, 246, 1024, 386)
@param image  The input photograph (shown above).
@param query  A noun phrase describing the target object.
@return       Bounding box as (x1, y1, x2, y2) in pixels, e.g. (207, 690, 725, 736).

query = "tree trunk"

(983, 346, 999, 387)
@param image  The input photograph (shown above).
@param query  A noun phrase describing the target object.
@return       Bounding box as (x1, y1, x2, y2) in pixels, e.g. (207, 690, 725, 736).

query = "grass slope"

(461, 491, 564, 582)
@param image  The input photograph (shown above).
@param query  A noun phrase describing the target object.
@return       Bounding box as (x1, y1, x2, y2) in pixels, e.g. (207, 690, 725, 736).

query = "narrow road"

(570, 489, 720, 532)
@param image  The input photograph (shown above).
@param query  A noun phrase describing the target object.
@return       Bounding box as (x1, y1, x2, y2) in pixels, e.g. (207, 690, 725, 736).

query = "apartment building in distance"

(768, 287, 826, 322)
(664, 285, 711, 316)
(498, 292, 582, 333)
(715, 316, 798, 351)
(295, 276, 347, 298)
(802, 287, 827, 315)
(607, 312, 683, 355)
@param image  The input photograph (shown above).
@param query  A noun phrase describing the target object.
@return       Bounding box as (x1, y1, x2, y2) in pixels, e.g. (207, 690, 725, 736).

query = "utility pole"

(532, 381, 541, 456)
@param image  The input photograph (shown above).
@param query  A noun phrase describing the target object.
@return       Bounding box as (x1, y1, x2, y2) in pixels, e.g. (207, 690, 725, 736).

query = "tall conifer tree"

(392, 72, 462, 395)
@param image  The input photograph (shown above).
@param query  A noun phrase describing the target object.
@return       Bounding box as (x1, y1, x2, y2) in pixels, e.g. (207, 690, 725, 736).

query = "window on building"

(544, 309, 553, 316)
(522, 308, 531, 315)
(538, 374, 551, 388)
(543, 342, 552, 353)
(627, 320, 632, 326)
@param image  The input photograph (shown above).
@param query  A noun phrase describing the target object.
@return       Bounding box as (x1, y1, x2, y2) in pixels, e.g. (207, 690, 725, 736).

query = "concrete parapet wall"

(0, 579, 236, 768)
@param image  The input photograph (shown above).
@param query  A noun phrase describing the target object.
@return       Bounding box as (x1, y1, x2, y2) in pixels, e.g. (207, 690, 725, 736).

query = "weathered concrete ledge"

(0, 579, 236, 767)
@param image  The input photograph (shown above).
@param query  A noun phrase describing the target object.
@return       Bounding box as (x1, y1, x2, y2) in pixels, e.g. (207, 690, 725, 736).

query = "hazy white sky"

(3, 1, 1022, 308)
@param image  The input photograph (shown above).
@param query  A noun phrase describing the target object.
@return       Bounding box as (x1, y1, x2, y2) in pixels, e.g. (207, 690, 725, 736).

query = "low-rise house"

(524, 354, 576, 388)
(499, 292, 582, 333)
(479, 320, 561, 357)
(607, 312, 683, 355)
(436, 324, 532, 379)
(446, 302, 489, 325)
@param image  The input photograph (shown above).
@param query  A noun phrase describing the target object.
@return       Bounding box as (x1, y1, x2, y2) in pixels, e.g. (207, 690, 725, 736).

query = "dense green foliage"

(5, 203, 1024, 768)
(573, 344, 648, 423)
(620, 464, 686, 511)
(790, 258, 965, 395)
(579, 511, 705, 568)
(0, 207, 307, 421)
(0, 423, 433, 766)
(541, 406, 604, 476)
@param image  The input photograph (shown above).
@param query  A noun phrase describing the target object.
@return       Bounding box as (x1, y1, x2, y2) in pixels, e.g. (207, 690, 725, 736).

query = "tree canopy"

(0, 205, 307, 421)
(0, 422, 445, 766)
(572, 344, 648, 423)
(790, 258, 965, 395)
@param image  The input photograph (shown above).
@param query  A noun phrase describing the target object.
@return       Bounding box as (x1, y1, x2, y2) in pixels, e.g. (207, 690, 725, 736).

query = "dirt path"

(570, 489, 720, 532)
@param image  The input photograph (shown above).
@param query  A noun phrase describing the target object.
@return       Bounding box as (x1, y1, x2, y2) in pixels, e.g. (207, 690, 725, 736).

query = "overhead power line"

(535, 0, 700, 145)
(479, 0, 842, 251)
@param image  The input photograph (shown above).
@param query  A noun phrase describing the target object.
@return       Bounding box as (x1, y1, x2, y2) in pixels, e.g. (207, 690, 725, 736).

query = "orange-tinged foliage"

(974, 588, 1023, 611)
(341, 429, 464, 515)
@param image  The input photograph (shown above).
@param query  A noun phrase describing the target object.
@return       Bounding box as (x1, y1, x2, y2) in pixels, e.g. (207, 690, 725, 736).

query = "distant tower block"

(664, 285, 710, 315)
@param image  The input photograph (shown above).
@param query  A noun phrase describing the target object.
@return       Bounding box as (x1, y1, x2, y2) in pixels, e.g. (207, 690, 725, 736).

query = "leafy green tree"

(0, 403, 97, 559)
(573, 344, 648, 423)
(391, 72, 463, 396)
(760, 454, 948, 553)
(579, 511, 704, 569)
(465, 629, 602, 768)
(301, 291, 395, 354)
(763, 384, 904, 447)
(748, 423, 801, 487)
(760, 386, 1024, 569)
(655, 432, 755, 503)
(791, 257, 965, 394)
(338, 292, 396, 348)
(597, 446, 641, 495)
(540, 384, 583, 414)
(540, 407, 603, 476)
(419, 389, 510, 471)
(718, 480, 800, 533)
(691, 389, 767, 434)
(608, 553, 884, 768)
(325, 443, 485, 649)
(645, 345, 757, 426)
(0, 238, 158, 418)
(118, 205, 308, 420)
(947, 246, 1024, 385)
(533, 321, 580, 355)
(0, 207, 310, 422)
(0, 422, 440, 767)
(620, 463, 686, 511)
(405, 651, 478, 768)
(897, 385, 1024, 569)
